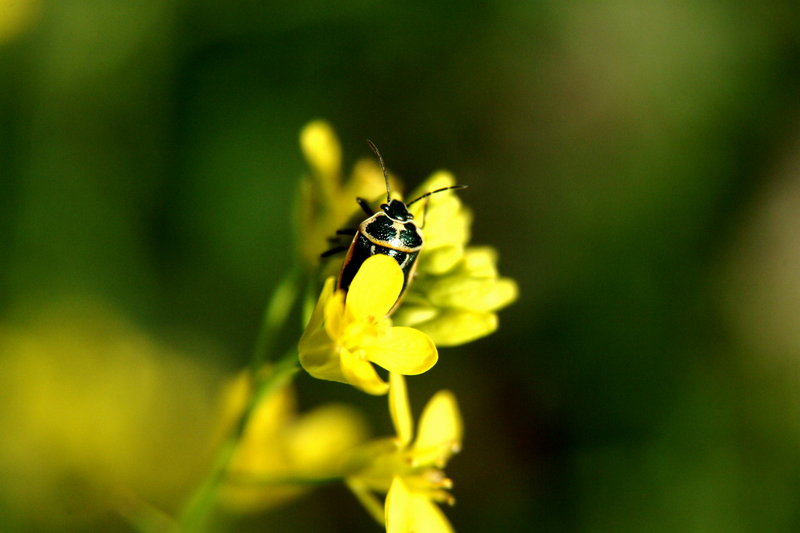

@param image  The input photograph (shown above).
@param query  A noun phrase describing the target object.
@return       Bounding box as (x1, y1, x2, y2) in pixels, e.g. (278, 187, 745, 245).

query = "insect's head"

(381, 199, 413, 222)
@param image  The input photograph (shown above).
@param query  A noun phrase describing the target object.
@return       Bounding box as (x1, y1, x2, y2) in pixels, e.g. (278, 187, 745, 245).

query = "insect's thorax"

(359, 212, 423, 252)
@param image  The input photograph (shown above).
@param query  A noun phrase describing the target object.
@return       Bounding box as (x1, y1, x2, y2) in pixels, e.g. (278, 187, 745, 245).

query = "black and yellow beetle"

(322, 140, 466, 304)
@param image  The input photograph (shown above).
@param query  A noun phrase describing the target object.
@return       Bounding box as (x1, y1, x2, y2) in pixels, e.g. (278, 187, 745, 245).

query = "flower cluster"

(292, 120, 517, 532)
(110, 121, 517, 533)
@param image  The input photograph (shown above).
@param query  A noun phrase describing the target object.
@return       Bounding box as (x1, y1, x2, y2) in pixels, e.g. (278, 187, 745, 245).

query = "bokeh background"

(3, 1, 800, 532)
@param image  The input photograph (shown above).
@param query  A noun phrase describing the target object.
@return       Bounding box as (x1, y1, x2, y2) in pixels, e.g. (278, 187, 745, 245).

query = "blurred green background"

(3, 1, 800, 532)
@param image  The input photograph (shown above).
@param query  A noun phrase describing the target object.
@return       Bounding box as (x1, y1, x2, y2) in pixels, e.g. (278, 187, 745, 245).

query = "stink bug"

(322, 140, 466, 306)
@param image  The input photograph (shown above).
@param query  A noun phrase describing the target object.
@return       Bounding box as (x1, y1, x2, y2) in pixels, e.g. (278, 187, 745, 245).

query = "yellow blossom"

(299, 254, 438, 395)
(346, 373, 462, 532)
(218, 370, 368, 512)
(396, 173, 519, 346)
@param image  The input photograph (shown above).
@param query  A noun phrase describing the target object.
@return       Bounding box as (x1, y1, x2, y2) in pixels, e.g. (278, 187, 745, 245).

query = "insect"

(322, 140, 466, 304)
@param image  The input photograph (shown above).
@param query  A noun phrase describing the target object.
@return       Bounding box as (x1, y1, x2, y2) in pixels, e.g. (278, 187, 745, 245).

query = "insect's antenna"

(366, 139, 391, 202)
(406, 184, 468, 207)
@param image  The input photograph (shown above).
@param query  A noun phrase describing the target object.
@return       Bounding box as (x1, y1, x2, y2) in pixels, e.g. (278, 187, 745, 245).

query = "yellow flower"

(299, 254, 438, 395)
(219, 370, 368, 512)
(396, 173, 519, 346)
(347, 373, 462, 533)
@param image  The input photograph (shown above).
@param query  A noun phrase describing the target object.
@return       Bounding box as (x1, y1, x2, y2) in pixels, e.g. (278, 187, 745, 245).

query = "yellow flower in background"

(299, 255, 438, 395)
(218, 370, 368, 512)
(0, 300, 220, 529)
(346, 373, 462, 533)
(0, 0, 42, 44)
(397, 173, 519, 346)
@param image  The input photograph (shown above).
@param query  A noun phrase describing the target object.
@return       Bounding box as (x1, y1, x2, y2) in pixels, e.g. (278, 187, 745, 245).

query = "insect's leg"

(356, 197, 374, 216)
(325, 227, 357, 248)
(327, 229, 356, 244)
(320, 246, 349, 258)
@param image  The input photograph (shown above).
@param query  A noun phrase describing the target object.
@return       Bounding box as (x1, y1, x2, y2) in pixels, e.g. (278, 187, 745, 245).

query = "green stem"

(178, 353, 299, 533)
(224, 473, 342, 488)
(250, 265, 303, 373)
(177, 263, 312, 532)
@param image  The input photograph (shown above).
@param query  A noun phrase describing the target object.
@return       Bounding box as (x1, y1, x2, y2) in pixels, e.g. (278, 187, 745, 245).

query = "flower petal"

(346, 254, 405, 320)
(386, 477, 454, 533)
(385, 477, 413, 533)
(414, 391, 462, 467)
(363, 327, 437, 376)
(428, 275, 519, 312)
(300, 120, 341, 183)
(298, 327, 345, 383)
(340, 348, 389, 395)
(302, 277, 335, 337)
(391, 305, 439, 328)
(389, 373, 413, 447)
(414, 310, 498, 347)
(418, 245, 464, 275)
(323, 290, 346, 340)
(409, 494, 455, 533)
(462, 246, 500, 277)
